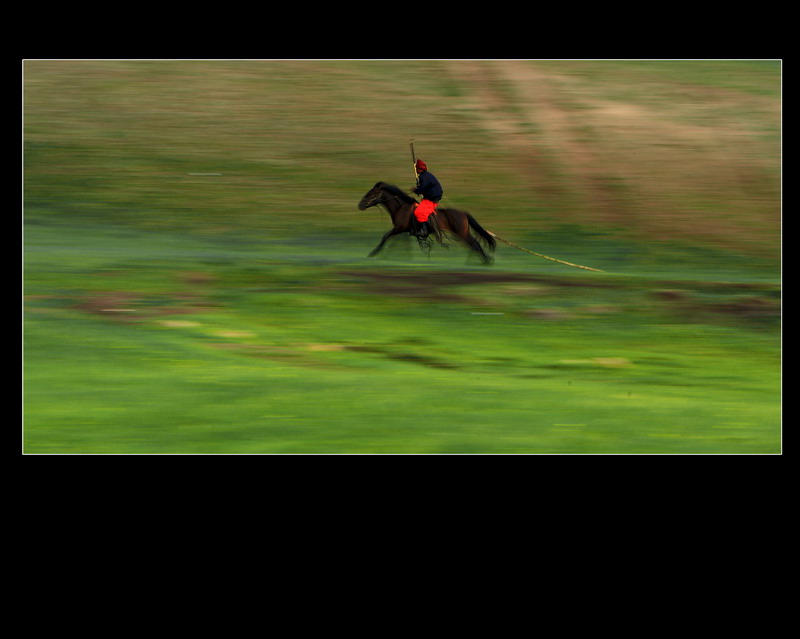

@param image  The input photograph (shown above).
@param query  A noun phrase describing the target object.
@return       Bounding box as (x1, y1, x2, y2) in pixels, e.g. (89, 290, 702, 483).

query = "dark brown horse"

(358, 182, 496, 263)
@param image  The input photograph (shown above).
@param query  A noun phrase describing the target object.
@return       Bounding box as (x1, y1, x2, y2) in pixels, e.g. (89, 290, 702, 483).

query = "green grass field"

(23, 60, 781, 453)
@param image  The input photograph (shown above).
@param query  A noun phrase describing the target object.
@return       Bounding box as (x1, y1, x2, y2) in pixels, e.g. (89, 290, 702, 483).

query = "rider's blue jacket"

(413, 171, 443, 202)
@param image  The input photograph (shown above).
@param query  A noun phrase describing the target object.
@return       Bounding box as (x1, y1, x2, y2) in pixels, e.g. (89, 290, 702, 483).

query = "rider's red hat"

(415, 159, 427, 171)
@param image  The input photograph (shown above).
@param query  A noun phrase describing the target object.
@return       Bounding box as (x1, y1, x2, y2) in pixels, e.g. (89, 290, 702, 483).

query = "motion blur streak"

(23, 60, 781, 453)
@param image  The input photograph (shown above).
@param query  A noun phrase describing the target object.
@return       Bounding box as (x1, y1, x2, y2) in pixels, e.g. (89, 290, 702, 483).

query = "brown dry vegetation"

(442, 60, 780, 254)
(24, 60, 780, 256)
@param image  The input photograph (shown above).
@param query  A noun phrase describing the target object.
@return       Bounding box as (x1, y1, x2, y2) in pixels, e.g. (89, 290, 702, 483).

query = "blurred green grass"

(23, 222, 780, 453)
(23, 60, 781, 453)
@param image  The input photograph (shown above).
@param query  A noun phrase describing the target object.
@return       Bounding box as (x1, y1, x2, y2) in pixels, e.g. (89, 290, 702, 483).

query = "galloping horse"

(358, 182, 496, 264)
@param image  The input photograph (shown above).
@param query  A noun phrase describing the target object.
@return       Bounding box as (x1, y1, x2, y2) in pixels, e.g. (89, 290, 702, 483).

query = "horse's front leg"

(368, 227, 403, 257)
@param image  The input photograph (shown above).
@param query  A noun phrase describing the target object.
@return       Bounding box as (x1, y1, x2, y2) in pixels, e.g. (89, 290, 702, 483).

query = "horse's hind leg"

(466, 234, 492, 264)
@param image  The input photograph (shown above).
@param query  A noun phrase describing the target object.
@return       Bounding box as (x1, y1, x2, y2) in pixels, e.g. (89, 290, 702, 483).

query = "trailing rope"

(485, 230, 605, 273)
(430, 180, 605, 273)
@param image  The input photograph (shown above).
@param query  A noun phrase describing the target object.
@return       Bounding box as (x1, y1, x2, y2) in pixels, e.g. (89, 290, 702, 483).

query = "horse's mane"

(376, 182, 418, 205)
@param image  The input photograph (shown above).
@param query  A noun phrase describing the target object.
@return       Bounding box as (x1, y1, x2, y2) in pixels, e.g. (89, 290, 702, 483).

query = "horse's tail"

(466, 213, 496, 252)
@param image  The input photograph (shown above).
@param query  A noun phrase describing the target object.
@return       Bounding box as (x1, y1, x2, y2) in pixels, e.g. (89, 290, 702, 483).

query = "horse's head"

(358, 182, 387, 210)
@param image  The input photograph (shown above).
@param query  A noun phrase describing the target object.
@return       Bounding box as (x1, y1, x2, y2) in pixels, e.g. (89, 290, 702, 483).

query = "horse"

(358, 182, 496, 264)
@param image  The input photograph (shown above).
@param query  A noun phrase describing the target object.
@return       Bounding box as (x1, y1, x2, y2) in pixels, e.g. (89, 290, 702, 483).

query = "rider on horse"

(411, 159, 443, 238)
